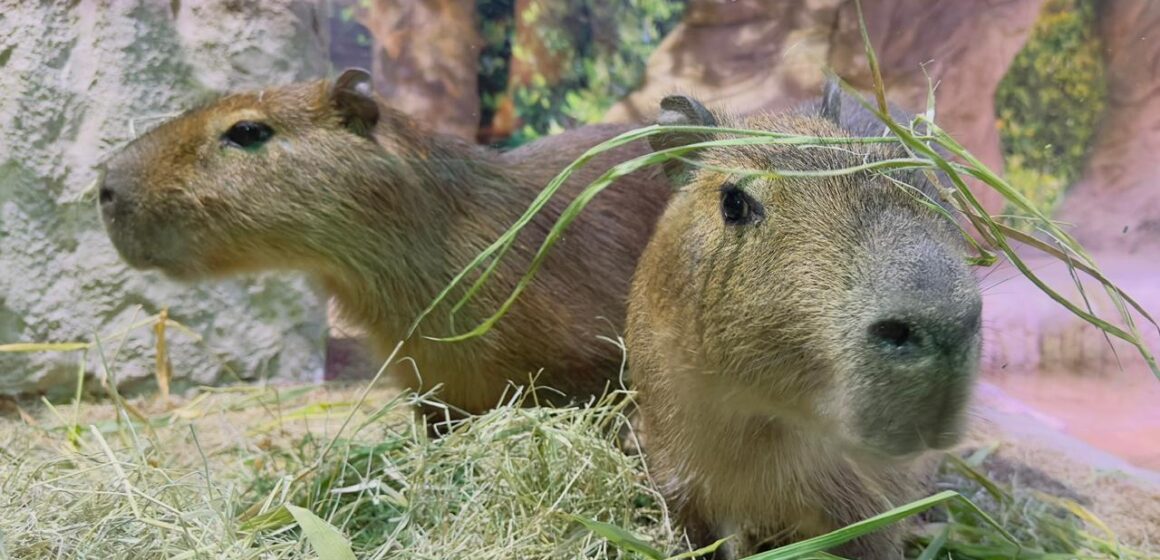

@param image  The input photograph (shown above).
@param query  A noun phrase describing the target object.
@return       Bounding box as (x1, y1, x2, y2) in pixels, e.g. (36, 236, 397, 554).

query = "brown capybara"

(627, 87, 983, 558)
(99, 68, 670, 424)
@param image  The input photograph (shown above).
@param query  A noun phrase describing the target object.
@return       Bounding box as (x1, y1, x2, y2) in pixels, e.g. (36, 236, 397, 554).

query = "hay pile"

(1, 379, 1153, 560)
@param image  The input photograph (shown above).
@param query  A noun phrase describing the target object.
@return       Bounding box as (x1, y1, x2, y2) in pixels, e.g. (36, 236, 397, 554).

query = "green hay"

(0, 379, 1152, 559)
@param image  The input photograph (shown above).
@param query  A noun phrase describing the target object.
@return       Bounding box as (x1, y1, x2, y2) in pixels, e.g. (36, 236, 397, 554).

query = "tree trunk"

(0, 0, 329, 396)
(605, 0, 1043, 215)
(364, 0, 482, 140)
(1056, 0, 1160, 255)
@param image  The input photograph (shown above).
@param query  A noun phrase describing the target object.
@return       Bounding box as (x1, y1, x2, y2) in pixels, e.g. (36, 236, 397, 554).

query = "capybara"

(627, 87, 982, 558)
(99, 69, 669, 423)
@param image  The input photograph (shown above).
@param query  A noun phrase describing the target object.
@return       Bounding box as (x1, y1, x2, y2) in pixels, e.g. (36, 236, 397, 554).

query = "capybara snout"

(99, 68, 672, 420)
(628, 84, 982, 558)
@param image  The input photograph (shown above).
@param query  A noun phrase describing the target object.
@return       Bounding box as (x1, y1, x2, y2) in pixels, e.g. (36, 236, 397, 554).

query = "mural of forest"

(335, 0, 1105, 225)
(2, 1, 1159, 558)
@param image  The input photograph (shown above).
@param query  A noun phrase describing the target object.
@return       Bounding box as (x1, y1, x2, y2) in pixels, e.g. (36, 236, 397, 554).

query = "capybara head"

(640, 89, 982, 457)
(98, 69, 415, 280)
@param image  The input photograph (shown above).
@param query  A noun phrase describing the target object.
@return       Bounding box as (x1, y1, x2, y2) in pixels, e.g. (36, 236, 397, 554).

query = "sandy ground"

(985, 371, 1160, 471)
(967, 381, 1160, 551)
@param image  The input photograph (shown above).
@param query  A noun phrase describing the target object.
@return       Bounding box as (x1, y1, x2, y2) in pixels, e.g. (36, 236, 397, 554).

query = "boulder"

(0, 1, 330, 397)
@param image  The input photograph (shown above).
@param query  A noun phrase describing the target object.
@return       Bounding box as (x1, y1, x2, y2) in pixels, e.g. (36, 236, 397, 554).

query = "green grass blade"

(854, 0, 888, 116)
(664, 537, 732, 560)
(285, 504, 357, 560)
(567, 514, 666, 560)
(736, 491, 1017, 560)
(942, 452, 1012, 505)
(992, 223, 1158, 332)
(915, 524, 950, 560)
(0, 342, 90, 352)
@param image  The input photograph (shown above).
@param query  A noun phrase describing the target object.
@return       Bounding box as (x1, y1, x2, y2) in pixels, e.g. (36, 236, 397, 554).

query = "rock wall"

(364, 0, 482, 140)
(1057, 0, 1160, 255)
(0, 1, 331, 397)
(604, 0, 1044, 215)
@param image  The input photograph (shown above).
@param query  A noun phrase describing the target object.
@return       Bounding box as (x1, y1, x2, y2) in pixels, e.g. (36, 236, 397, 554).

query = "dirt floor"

(968, 380, 1160, 550)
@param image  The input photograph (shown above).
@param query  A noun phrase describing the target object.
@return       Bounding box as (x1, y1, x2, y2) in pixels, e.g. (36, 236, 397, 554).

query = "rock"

(1056, 0, 1160, 255)
(0, 1, 329, 397)
(363, 0, 482, 140)
(604, 0, 1044, 215)
(603, 0, 839, 124)
(978, 252, 1160, 378)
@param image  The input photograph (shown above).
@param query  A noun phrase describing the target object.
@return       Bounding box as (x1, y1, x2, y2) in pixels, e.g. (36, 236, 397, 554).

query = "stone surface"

(1056, 0, 1160, 255)
(603, 0, 840, 123)
(978, 251, 1160, 470)
(0, 1, 330, 397)
(978, 252, 1160, 377)
(604, 0, 1044, 215)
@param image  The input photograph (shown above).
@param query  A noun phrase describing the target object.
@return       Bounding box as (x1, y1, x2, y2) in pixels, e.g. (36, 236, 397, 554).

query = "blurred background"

(1, 1, 1157, 471)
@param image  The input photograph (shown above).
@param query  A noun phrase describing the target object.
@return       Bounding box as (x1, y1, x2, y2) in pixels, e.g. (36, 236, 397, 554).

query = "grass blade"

(738, 491, 1017, 560)
(665, 536, 732, 560)
(285, 504, 357, 560)
(567, 514, 666, 559)
(915, 524, 950, 560)
(0, 342, 90, 352)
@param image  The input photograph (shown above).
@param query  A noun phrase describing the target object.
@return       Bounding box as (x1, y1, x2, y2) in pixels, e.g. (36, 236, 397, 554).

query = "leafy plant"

(476, 0, 686, 147)
(995, 0, 1105, 222)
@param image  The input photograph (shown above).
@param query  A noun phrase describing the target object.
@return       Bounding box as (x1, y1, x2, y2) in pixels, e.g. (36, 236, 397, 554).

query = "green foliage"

(1001, 154, 1068, 224)
(995, 0, 1105, 220)
(477, 0, 686, 147)
(477, 0, 516, 135)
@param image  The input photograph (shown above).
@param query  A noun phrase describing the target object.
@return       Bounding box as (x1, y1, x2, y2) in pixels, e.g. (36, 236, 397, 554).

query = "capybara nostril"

(868, 318, 916, 349)
(97, 164, 117, 207)
(99, 184, 115, 206)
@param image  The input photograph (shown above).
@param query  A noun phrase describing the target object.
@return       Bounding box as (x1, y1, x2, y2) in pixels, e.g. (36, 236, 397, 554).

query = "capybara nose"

(97, 166, 135, 220)
(863, 236, 983, 362)
(866, 297, 981, 361)
(97, 166, 117, 208)
(867, 318, 918, 349)
(99, 183, 116, 206)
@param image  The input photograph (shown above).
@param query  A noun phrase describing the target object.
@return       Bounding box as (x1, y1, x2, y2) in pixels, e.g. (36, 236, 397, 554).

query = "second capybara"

(99, 69, 670, 422)
(627, 87, 983, 558)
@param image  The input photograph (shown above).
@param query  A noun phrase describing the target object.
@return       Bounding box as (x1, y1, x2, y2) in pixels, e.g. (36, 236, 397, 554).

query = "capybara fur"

(99, 69, 669, 423)
(627, 87, 983, 558)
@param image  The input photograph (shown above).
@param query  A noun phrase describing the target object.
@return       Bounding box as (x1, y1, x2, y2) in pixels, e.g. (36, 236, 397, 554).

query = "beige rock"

(1057, 0, 1160, 255)
(0, 1, 329, 396)
(605, 0, 1044, 215)
(363, 0, 482, 140)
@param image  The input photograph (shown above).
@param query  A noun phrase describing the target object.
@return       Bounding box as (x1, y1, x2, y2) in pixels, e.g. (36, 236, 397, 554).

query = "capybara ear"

(651, 95, 718, 184)
(331, 68, 379, 137)
(820, 77, 841, 126)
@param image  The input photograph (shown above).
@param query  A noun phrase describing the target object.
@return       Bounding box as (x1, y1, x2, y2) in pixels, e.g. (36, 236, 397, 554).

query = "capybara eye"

(720, 185, 762, 225)
(222, 121, 274, 150)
